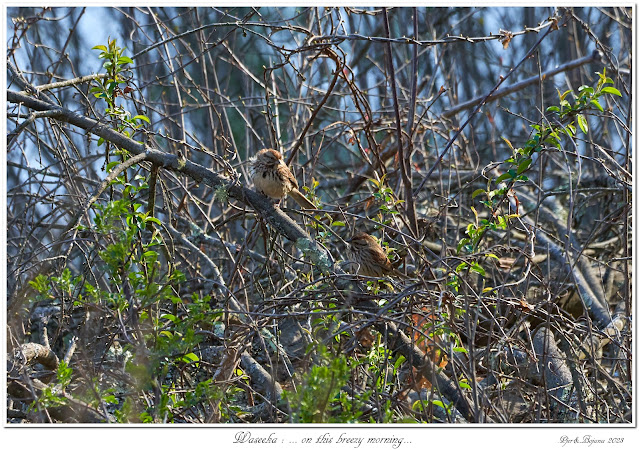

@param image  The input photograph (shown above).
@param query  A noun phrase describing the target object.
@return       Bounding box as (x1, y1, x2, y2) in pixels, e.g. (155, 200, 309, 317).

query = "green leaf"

(563, 124, 574, 137)
(106, 161, 120, 171)
(103, 395, 118, 404)
(332, 221, 346, 227)
(133, 115, 150, 124)
(590, 99, 604, 112)
(559, 89, 573, 101)
(118, 56, 134, 64)
(577, 114, 588, 134)
(393, 355, 407, 369)
(183, 353, 200, 363)
(92, 45, 108, 51)
(601, 86, 621, 97)
(470, 262, 485, 277)
(546, 106, 560, 113)
(577, 85, 594, 95)
(456, 238, 470, 254)
(143, 250, 158, 260)
(29, 274, 50, 294)
(544, 136, 560, 148)
(431, 400, 446, 409)
(496, 187, 507, 197)
(145, 217, 161, 226)
(516, 157, 532, 174)
(496, 215, 508, 230)
(161, 313, 177, 323)
(472, 189, 486, 199)
(495, 173, 511, 184)
(480, 200, 493, 209)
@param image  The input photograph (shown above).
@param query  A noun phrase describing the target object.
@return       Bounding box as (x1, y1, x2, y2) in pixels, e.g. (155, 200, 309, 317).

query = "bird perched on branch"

(347, 232, 407, 279)
(250, 148, 315, 209)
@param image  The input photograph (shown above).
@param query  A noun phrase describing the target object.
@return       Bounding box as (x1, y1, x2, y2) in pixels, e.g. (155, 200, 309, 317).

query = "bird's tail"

(289, 189, 316, 209)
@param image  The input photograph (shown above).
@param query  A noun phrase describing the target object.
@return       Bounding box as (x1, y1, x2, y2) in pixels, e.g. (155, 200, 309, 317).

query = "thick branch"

(442, 51, 601, 118)
(27, 73, 108, 93)
(360, 299, 475, 421)
(415, 19, 559, 194)
(7, 90, 332, 271)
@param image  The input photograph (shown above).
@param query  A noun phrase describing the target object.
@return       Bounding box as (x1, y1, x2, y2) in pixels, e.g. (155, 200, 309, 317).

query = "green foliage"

(365, 336, 401, 394)
(30, 361, 73, 412)
(29, 268, 82, 306)
(35, 385, 67, 410)
(303, 178, 338, 244)
(449, 70, 622, 293)
(56, 361, 73, 388)
(301, 177, 321, 208)
(90, 38, 149, 150)
(300, 178, 350, 275)
(311, 311, 348, 345)
(87, 178, 182, 309)
(141, 375, 238, 423)
(546, 68, 621, 121)
(28, 273, 50, 294)
(283, 338, 409, 423)
(151, 378, 225, 423)
(30, 40, 233, 423)
(24, 123, 218, 423)
(284, 346, 351, 423)
(369, 174, 403, 226)
(25, 175, 207, 420)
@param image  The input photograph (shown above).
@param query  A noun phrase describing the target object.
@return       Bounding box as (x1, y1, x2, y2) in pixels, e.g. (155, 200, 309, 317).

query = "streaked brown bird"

(250, 148, 315, 209)
(347, 232, 406, 278)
